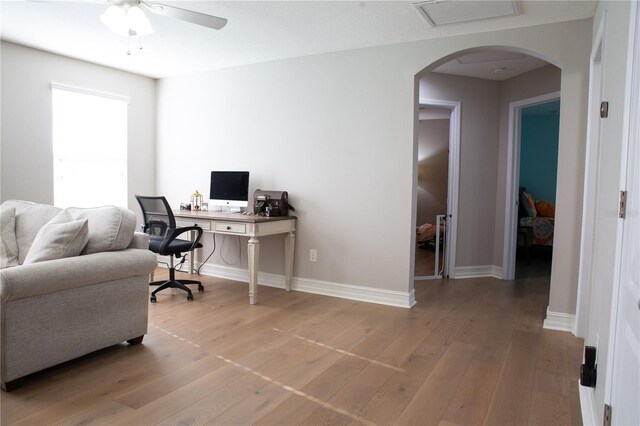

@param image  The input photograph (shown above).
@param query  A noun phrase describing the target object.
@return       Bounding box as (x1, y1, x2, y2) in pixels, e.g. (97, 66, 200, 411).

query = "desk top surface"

(173, 210, 296, 224)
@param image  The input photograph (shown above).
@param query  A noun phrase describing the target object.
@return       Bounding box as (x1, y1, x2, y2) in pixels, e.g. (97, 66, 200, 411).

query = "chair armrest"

(0, 249, 157, 302)
(129, 232, 150, 250)
(159, 226, 203, 254)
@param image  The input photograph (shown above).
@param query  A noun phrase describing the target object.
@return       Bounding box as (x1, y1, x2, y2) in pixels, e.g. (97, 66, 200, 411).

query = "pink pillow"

(521, 191, 537, 217)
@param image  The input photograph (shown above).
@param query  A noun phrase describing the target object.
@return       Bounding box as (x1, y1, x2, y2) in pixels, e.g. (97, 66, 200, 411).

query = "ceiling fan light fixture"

(127, 6, 154, 36)
(100, 5, 128, 36)
(100, 3, 154, 37)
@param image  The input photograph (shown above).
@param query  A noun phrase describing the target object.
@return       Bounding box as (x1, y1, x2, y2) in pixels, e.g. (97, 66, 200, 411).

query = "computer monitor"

(209, 171, 249, 212)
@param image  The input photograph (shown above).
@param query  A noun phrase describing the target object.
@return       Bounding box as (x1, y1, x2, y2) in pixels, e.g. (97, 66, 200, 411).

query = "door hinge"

(619, 190, 627, 219)
(601, 101, 609, 118)
(603, 403, 612, 426)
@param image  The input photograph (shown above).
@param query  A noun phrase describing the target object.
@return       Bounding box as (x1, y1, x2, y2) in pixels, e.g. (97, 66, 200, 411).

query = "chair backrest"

(135, 195, 176, 237)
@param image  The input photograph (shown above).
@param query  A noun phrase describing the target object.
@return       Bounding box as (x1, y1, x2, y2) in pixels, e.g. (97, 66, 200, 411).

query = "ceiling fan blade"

(141, 2, 227, 30)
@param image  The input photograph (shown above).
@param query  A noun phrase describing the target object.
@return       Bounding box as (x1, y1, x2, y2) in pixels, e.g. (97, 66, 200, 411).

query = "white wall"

(581, 1, 635, 423)
(419, 73, 501, 267)
(157, 18, 591, 308)
(417, 118, 449, 227)
(0, 41, 156, 212)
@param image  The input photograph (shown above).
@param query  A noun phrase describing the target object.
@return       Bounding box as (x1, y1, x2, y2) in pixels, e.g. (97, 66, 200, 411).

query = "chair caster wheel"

(187, 294, 194, 301)
(150, 295, 157, 303)
(198, 285, 204, 292)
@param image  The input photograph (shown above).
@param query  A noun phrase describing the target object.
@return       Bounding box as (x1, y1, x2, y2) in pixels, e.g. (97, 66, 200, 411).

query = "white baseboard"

(454, 265, 503, 279)
(198, 263, 415, 308)
(578, 382, 599, 426)
(543, 307, 576, 333)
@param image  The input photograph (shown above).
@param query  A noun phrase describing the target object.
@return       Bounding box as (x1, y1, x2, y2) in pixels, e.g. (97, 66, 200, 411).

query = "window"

(52, 84, 129, 208)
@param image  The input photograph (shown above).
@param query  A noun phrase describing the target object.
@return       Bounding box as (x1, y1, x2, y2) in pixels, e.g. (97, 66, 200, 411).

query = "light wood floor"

(414, 244, 444, 277)
(0, 269, 583, 426)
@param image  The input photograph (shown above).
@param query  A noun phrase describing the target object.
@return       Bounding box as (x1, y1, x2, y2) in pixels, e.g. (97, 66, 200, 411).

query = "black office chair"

(136, 195, 204, 302)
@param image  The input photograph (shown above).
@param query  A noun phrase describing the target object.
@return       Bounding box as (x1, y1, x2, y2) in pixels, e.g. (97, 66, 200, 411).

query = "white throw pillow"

(1, 207, 19, 268)
(68, 206, 136, 254)
(23, 210, 89, 264)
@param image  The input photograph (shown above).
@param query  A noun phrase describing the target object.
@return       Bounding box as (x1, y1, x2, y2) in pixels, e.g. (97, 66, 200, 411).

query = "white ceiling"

(433, 50, 551, 81)
(0, 1, 597, 79)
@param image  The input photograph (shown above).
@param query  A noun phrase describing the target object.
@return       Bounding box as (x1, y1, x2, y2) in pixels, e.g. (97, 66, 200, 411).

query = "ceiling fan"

(100, 0, 227, 37)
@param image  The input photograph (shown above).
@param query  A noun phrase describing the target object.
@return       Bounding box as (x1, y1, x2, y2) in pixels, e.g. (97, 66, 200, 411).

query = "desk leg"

(189, 230, 196, 274)
(284, 231, 295, 291)
(248, 237, 260, 304)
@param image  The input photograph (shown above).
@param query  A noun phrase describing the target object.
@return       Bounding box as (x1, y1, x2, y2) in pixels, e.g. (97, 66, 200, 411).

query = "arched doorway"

(412, 46, 562, 304)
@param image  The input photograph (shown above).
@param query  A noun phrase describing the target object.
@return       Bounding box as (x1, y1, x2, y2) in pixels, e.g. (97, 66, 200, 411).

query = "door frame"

(414, 98, 460, 279)
(502, 91, 561, 280)
(575, 15, 607, 338)
(607, 0, 639, 417)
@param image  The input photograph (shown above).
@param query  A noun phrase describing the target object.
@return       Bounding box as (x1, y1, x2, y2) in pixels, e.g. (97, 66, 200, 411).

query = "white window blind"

(52, 85, 129, 208)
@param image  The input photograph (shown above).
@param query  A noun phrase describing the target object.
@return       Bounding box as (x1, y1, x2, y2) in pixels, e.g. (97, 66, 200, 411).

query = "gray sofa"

(0, 200, 157, 391)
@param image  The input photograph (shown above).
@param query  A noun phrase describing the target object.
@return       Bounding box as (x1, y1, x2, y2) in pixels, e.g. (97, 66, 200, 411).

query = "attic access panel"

(414, 0, 518, 27)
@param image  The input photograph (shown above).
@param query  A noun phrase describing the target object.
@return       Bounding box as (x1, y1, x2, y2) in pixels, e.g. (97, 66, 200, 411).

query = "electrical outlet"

(309, 249, 317, 262)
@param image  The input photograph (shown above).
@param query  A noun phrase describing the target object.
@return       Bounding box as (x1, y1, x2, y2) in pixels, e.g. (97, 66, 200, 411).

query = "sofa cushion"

(1, 200, 62, 264)
(23, 210, 89, 264)
(1, 207, 19, 269)
(68, 206, 136, 254)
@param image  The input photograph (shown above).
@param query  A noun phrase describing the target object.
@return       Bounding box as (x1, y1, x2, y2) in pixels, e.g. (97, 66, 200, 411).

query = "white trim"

(579, 383, 599, 426)
(454, 265, 503, 279)
(606, 0, 639, 409)
(576, 12, 607, 339)
(414, 275, 443, 281)
(416, 98, 461, 280)
(50, 82, 132, 103)
(198, 263, 416, 308)
(502, 91, 561, 280)
(543, 306, 576, 333)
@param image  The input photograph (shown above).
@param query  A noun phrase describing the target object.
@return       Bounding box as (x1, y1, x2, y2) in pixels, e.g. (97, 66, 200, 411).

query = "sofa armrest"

(128, 232, 150, 250)
(0, 249, 157, 302)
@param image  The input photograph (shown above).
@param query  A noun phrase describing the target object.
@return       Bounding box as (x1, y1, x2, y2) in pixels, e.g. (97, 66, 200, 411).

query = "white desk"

(172, 210, 296, 305)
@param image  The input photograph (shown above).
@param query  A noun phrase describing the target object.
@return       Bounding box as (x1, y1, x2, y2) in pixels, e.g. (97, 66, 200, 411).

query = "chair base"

(150, 266, 204, 302)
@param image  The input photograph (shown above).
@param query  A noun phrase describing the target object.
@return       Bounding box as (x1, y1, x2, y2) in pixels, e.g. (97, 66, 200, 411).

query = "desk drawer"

(214, 222, 246, 234)
(176, 219, 211, 231)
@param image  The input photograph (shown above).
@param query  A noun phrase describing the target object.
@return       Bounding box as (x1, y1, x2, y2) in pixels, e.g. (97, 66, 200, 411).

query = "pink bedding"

(417, 222, 446, 243)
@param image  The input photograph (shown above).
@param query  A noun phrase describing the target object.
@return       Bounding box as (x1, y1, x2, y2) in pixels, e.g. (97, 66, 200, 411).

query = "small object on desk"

(201, 202, 208, 211)
(253, 190, 295, 217)
(191, 190, 203, 211)
(180, 203, 191, 211)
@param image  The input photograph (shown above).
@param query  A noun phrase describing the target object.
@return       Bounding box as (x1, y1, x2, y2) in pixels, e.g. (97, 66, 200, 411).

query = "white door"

(609, 5, 640, 424)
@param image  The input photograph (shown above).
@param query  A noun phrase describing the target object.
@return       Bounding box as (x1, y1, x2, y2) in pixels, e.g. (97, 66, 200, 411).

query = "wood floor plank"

(441, 359, 502, 425)
(205, 340, 351, 425)
(54, 400, 133, 426)
(394, 341, 476, 426)
(299, 363, 396, 426)
(482, 330, 540, 426)
(528, 390, 572, 426)
(105, 364, 246, 425)
(1, 269, 583, 426)
(253, 315, 402, 425)
(252, 356, 369, 425)
(114, 353, 227, 410)
(349, 349, 446, 426)
(10, 367, 162, 426)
